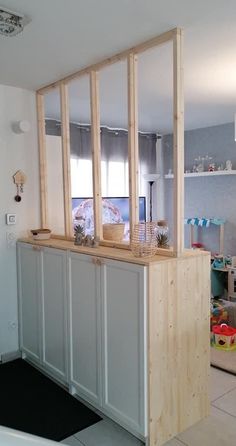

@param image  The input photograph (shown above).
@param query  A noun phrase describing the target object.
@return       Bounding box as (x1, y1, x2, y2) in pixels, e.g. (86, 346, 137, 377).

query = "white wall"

(0, 85, 40, 355)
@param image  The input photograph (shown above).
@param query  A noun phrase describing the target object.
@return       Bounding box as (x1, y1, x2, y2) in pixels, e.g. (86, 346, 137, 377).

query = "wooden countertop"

(18, 237, 210, 266)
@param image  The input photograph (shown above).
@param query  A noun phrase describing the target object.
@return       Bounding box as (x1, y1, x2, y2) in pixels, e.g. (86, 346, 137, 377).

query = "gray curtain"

(45, 120, 157, 194)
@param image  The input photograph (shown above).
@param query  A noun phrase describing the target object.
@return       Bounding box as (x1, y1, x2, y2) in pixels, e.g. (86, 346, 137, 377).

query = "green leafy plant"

(156, 233, 169, 248)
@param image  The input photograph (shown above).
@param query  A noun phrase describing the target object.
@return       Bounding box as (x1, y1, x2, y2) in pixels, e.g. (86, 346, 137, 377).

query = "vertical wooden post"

(173, 29, 184, 256)
(128, 53, 139, 240)
(60, 83, 73, 237)
(219, 223, 225, 255)
(36, 92, 48, 228)
(90, 71, 102, 239)
(190, 224, 194, 247)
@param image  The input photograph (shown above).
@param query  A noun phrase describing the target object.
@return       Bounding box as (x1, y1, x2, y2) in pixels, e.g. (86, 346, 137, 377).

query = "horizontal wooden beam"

(37, 28, 177, 94)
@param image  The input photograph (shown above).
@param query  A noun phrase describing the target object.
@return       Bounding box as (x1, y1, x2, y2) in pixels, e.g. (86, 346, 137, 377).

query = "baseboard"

(0, 350, 21, 363)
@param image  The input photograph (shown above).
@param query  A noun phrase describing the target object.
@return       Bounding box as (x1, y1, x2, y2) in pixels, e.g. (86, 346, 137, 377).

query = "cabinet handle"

(32, 245, 42, 252)
(91, 257, 104, 266)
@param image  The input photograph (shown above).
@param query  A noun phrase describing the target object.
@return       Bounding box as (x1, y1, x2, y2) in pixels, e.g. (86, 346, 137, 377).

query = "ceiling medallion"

(0, 7, 30, 37)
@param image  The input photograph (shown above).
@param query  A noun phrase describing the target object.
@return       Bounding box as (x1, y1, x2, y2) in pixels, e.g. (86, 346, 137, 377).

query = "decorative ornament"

(13, 170, 27, 202)
(225, 160, 232, 171)
(208, 163, 216, 172)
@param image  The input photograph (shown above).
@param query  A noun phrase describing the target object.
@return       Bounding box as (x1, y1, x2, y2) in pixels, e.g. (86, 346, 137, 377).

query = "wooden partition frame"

(36, 27, 184, 257)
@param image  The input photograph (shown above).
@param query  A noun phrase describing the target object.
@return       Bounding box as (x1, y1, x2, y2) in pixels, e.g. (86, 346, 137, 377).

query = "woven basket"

(131, 222, 157, 257)
(103, 223, 125, 241)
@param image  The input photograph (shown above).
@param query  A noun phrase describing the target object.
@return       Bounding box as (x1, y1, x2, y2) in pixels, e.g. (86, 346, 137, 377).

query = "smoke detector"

(0, 7, 30, 37)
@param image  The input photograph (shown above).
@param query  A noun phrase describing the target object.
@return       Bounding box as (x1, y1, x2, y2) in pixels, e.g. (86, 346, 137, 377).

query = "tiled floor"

(61, 367, 236, 446)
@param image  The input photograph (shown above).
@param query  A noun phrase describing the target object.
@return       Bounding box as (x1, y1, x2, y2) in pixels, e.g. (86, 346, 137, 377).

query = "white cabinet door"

(17, 243, 41, 363)
(69, 253, 102, 406)
(41, 247, 68, 382)
(101, 259, 147, 436)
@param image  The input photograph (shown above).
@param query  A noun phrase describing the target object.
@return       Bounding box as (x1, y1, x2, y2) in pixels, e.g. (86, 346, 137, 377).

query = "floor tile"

(61, 435, 84, 445)
(213, 387, 236, 417)
(163, 439, 186, 446)
(177, 406, 236, 446)
(211, 367, 236, 401)
(74, 419, 143, 446)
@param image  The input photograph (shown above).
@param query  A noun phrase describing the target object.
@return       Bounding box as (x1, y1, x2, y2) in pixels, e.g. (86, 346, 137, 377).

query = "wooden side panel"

(148, 253, 210, 446)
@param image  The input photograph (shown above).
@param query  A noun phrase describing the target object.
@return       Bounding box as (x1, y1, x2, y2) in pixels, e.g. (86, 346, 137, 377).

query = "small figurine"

(84, 235, 93, 247)
(92, 236, 100, 248)
(196, 163, 204, 173)
(208, 163, 215, 172)
(225, 160, 232, 171)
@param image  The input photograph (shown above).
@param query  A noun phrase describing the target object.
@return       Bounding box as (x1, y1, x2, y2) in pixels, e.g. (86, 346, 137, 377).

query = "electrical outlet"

(6, 231, 16, 248)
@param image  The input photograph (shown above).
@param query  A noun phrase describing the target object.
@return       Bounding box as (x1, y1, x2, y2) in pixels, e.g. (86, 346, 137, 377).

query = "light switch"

(6, 214, 16, 225)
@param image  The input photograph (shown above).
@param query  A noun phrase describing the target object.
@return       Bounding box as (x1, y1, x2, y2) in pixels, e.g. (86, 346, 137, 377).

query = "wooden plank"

(18, 237, 209, 266)
(128, 53, 139, 240)
(90, 71, 102, 239)
(37, 28, 176, 95)
(148, 253, 210, 446)
(60, 83, 73, 237)
(173, 29, 184, 257)
(36, 93, 48, 227)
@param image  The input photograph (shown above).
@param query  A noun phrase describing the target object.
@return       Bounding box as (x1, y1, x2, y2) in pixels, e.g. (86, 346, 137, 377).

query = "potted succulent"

(74, 224, 85, 246)
(156, 220, 169, 248)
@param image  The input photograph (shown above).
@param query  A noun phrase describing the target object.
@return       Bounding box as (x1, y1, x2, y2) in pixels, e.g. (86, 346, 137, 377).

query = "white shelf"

(165, 170, 236, 179)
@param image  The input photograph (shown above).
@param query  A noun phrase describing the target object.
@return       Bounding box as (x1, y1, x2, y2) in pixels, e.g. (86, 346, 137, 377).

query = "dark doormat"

(0, 359, 102, 441)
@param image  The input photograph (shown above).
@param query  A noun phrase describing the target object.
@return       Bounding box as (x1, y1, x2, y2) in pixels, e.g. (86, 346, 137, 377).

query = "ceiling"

(1, 0, 236, 133)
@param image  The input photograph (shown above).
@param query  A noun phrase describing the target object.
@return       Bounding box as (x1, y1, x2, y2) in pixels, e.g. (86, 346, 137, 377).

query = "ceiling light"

(0, 7, 30, 37)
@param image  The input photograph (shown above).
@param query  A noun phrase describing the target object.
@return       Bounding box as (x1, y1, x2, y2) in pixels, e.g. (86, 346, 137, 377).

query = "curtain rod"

(45, 117, 162, 138)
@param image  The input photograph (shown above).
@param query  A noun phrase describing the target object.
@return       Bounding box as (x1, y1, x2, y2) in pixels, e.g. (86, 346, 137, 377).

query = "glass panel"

(44, 88, 65, 235)
(68, 76, 94, 236)
(99, 60, 129, 242)
(138, 42, 173, 249)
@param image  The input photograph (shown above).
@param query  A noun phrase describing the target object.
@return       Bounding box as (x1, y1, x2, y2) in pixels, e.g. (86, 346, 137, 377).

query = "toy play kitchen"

(212, 323, 236, 351)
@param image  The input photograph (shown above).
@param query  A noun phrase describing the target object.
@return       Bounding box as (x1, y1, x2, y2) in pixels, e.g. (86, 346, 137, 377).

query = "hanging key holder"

(13, 170, 27, 203)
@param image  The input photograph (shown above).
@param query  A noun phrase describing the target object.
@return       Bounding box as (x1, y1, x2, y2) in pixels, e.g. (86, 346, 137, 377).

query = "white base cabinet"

(17, 242, 68, 384)
(17, 243, 41, 363)
(68, 253, 147, 438)
(101, 259, 147, 436)
(18, 243, 147, 439)
(69, 253, 102, 406)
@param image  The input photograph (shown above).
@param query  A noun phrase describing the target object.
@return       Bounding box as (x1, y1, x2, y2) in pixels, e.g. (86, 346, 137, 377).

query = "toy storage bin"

(212, 323, 236, 351)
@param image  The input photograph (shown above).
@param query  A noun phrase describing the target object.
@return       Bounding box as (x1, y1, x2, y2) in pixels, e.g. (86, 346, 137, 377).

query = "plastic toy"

(212, 323, 236, 351)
